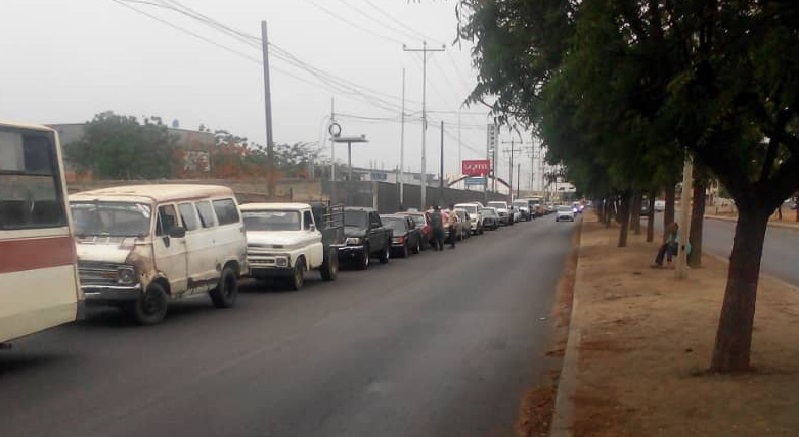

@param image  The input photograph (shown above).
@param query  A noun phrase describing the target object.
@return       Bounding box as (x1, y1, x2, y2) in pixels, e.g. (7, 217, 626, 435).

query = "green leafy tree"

(65, 111, 178, 179)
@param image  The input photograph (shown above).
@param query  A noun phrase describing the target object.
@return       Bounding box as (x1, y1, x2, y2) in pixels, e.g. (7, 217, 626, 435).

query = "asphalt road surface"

(0, 215, 575, 437)
(650, 214, 799, 287)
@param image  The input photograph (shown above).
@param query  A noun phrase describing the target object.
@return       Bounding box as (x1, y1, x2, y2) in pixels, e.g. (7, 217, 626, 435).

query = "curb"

(549, 220, 585, 437)
(704, 214, 799, 232)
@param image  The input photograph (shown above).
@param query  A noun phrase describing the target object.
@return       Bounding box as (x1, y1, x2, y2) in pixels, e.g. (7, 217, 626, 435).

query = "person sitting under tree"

(652, 222, 679, 268)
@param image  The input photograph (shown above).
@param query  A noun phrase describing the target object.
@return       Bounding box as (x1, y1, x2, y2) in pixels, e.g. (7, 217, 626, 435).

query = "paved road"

(0, 215, 575, 437)
(650, 214, 799, 287)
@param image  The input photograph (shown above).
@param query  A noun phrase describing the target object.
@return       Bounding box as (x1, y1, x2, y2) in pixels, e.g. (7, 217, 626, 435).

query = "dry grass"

(571, 212, 799, 436)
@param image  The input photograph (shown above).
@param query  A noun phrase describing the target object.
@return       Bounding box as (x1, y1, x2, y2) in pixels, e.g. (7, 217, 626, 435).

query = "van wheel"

(288, 259, 305, 291)
(321, 249, 339, 281)
(210, 267, 238, 308)
(129, 283, 168, 325)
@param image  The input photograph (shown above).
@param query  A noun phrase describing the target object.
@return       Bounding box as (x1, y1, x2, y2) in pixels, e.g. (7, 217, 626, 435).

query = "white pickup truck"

(240, 202, 342, 290)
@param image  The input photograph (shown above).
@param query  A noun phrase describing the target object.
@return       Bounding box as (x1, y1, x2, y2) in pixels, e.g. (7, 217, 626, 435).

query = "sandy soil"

(570, 212, 799, 436)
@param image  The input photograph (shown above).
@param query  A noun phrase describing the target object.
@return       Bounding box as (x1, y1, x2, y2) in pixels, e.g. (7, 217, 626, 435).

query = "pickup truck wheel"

(379, 243, 390, 264)
(400, 243, 409, 258)
(288, 259, 305, 291)
(210, 267, 238, 308)
(128, 283, 169, 325)
(321, 249, 338, 281)
(356, 244, 370, 270)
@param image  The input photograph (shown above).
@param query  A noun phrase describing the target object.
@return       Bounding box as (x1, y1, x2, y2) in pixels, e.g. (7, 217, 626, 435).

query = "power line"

(358, 0, 443, 45)
(334, 0, 425, 44)
(300, 0, 405, 46)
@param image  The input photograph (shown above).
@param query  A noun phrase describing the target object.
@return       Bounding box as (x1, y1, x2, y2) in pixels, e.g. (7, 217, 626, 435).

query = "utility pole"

(399, 68, 406, 209)
(440, 120, 445, 205)
(329, 98, 336, 182)
(457, 110, 462, 189)
(517, 163, 521, 198)
(404, 41, 445, 209)
(261, 20, 275, 198)
(502, 137, 520, 202)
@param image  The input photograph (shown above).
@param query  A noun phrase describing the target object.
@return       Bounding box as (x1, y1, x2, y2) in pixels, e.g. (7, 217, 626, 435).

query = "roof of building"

(69, 184, 234, 204)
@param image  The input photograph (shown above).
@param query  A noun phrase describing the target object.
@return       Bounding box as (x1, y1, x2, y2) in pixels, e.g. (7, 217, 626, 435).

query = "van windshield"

(242, 210, 301, 231)
(71, 201, 151, 237)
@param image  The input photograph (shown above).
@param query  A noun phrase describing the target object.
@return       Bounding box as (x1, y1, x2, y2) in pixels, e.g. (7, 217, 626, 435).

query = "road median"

(553, 212, 799, 436)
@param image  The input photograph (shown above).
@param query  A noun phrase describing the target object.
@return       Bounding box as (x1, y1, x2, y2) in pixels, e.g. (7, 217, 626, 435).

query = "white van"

(70, 185, 248, 325)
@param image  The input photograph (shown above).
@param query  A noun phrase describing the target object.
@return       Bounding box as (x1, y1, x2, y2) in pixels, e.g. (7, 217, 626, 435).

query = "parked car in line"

(340, 207, 392, 270)
(556, 204, 576, 222)
(481, 207, 500, 230)
(70, 184, 248, 325)
(397, 210, 432, 249)
(512, 199, 533, 222)
(240, 202, 342, 291)
(380, 214, 421, 258)
(486, 200, 512, 226)
(454, 202, 484, 235)
(453, 208, 473, 240)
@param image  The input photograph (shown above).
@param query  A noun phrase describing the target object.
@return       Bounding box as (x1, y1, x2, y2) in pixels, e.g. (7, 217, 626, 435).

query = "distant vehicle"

(481, 207, 500, 230)
(380, 214, 421, 258)
(512, 199, 533, 221)
(1, 120, 83, 346)
(556, 205, 576, 222)
(71, 184, 248, 325)
(654, 200, 666, 212)
(241, 202, 341, 291)
(340, 207, 392, 270)
(397, 210, 432, 249)
(454, 202, 484, 235)
(487, 201, 512, 226)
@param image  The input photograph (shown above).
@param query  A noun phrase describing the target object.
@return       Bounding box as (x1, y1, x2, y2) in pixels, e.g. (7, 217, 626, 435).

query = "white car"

(486, 200, 512, 226)
(556, 205, 575, 222)
(241, 202, 339, 291)
(654, 200, 666, 212)
(454, 202, 484, 235)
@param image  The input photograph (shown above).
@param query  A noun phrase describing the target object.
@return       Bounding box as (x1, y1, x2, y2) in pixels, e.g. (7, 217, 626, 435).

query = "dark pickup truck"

(339, 207, 392, 270)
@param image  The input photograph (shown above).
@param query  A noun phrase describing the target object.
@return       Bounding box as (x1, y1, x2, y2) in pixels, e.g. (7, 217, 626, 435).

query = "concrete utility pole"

(399, 68, 406, 208)
(517, 163, 521, 198)
(440, 120, 445, 205)
(502, 137, 520, 202)
(676, 155, 694, 280)
(404, 41, 445, 209)
(329, 98, 337, 182)
(261, 20, 275, 197)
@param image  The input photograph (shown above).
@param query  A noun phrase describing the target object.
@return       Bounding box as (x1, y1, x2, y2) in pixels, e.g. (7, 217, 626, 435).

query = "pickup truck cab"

(454, 202, 484, 235)
(70, 184, 248, 325)
(340, 207, 392, 270)
(240, 202, 340, 291)
(487, 200, 513, 226)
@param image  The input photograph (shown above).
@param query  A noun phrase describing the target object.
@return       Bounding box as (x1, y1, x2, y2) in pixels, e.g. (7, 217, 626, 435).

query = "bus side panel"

(0, 264, 79, 343)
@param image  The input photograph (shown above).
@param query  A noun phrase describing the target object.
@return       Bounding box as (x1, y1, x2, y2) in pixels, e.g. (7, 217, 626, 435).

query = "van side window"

(303, 210, 313, 230)
(212, 198, 239, 226)
(195, 200, 216, 228)
(156, 204, 179, 236)
(178, 202, 199, 232)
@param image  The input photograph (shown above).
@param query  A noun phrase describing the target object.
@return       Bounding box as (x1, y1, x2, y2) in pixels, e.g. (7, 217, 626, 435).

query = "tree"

(65, 111, 178, 179)
(458, 0, 799, 372)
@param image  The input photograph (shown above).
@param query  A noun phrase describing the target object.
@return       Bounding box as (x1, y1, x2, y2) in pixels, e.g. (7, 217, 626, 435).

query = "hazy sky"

(1, 0, 541, 188)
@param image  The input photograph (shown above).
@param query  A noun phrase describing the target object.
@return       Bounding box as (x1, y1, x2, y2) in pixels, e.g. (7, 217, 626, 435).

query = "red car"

(397, 211, 432, 250)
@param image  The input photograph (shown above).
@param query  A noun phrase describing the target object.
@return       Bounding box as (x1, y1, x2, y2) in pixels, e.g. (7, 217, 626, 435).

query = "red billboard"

(461, 159, 490, 176)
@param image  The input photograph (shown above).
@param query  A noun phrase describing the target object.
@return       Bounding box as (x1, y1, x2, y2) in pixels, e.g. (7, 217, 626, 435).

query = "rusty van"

(69, 185, 248, 325)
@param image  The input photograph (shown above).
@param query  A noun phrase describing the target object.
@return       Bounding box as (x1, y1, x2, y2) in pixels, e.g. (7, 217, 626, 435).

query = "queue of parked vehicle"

(65, 184, 579, 326)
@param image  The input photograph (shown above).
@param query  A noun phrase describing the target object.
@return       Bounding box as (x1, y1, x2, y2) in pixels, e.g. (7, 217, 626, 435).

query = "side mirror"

(308, 223, 316, 232)
(169, 226, 186, 238)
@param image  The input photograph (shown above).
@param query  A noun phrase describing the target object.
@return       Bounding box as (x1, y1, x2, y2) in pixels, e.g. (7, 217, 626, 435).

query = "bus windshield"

(71, 201, 152, 237)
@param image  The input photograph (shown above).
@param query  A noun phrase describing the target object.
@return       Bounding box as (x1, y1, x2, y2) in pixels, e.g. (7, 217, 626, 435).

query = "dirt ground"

(570, 212, 799, 436)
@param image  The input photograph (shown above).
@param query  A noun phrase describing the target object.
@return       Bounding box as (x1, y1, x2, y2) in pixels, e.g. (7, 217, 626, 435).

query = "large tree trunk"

(646, 190, 656, 243)
(689, 179, 707, 268)
(617, 193, 632, 247)
(630, 192, 642, 235)
(710, 206, 771, 372)
(663, 184, 676, 242)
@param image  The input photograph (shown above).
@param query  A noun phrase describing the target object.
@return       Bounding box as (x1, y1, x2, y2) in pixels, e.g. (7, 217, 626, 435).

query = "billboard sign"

(461, 159, 490, 176)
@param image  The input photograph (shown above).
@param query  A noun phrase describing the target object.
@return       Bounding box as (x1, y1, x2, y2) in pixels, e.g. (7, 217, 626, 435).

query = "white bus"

(0, 120, 83, 346)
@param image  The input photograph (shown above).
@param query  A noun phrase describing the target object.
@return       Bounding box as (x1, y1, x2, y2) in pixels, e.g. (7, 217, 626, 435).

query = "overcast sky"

(1, 0, 542, 189)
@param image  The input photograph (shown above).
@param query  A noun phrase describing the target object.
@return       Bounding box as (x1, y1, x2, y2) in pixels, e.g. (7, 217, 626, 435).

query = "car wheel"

(379, 243, 390, 264)
(288, 258, 305, 291)
(320, 248, 338, 281)
(413, 238, 420, 254)
(357, 245, 370, 270)
(128, 282, 169, 325)
(400, 242, 409, 258)
(210, 266, 238, 308)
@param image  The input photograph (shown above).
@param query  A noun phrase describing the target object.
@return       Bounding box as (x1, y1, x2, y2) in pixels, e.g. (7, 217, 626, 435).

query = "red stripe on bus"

(0, 236, 76, 274)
